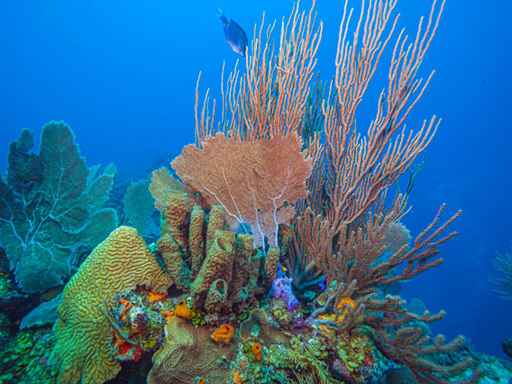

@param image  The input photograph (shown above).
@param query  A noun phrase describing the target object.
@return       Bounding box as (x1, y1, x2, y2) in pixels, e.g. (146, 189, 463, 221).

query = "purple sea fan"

(270, 276, 300, 311)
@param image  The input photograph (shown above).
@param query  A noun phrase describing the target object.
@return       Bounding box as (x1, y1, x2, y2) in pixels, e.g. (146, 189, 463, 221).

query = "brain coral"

(51, 226, 173, 384)
(148, 316, 237, 384)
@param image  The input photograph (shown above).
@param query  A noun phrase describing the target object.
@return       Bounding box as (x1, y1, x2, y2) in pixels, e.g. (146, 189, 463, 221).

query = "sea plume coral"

(490, 243, 512, 301)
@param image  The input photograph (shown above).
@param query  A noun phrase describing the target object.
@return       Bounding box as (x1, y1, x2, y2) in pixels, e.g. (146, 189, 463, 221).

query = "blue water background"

(0, 0, 510, 358)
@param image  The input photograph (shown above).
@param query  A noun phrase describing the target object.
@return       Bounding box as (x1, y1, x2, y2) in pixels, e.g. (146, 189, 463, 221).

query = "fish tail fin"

(217, 8, 228, 25)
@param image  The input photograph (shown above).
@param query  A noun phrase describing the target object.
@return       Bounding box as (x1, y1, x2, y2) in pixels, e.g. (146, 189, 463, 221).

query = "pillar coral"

(51, 226, 173, 384)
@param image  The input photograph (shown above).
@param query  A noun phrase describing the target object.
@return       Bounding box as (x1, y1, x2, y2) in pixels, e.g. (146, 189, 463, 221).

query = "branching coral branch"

(369, 318, 476, 384)
(297, 197, 470, 383)
(313, 199, 460, 301)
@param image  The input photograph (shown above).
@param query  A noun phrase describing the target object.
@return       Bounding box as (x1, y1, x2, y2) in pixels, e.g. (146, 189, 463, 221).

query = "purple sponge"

(270, 276, 300, 311)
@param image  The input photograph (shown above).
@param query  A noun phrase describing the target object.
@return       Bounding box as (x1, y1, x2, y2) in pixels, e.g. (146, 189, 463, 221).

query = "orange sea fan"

(171, 132, 312, 248)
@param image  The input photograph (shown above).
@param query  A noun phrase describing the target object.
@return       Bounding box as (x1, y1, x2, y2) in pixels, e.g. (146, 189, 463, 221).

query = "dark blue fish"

(217, 8, 248, 57)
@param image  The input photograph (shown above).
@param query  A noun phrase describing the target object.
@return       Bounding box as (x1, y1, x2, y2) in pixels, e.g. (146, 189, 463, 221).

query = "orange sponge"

(210, 324, 234, 345)
(174, 300, 197, 320)
(252, 342, 262, 361)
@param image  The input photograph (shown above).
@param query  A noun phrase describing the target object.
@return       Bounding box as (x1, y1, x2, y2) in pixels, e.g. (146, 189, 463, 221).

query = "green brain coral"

(51, 226, 172, 384)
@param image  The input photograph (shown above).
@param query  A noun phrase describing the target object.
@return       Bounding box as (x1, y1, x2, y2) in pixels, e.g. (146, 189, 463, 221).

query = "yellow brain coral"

(148, 316, 237, 384)
(51, 226, 173, 384)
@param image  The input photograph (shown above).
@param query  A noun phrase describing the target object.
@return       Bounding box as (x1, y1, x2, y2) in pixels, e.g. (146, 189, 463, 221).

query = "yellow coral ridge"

(51, 226, 172, 384)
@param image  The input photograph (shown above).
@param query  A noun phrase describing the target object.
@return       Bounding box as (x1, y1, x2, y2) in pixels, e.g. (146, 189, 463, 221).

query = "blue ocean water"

(0, 0, 510, 360)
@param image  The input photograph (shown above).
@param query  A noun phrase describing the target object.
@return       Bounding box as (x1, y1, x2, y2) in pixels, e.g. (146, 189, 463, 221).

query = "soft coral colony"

(0, 0, 484, 383)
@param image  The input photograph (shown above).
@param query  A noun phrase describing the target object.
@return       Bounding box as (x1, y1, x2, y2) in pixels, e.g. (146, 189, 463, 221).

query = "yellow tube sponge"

(190, 230, 235, 308)
(189, 205, 206, 278)
(51, 226, 172, 384)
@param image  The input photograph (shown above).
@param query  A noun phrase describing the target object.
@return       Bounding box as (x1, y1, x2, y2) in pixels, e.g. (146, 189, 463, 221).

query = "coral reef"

(0, 122, 118, 293)
(0, 2, 507, 384)
(51, 226, 172, 384)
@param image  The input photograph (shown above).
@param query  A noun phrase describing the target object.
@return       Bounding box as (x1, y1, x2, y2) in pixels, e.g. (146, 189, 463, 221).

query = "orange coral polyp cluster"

(210, 324, 234, 345)
(232, 369, 242, 384)
(252, 342, 263, 361)
(174, 300, 197, 320)
(337, 297, 355, 313)
(231, 369, 242, 384)
(119, 298, 133, 321)
(160, 309, 174, 321)
(148, 291, 167, 302)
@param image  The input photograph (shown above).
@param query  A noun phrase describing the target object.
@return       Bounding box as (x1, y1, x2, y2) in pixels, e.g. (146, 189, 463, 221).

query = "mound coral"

(239, 308, 291, 347)
(51, 226, 172, 384)
(148, 316, 237, 384)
